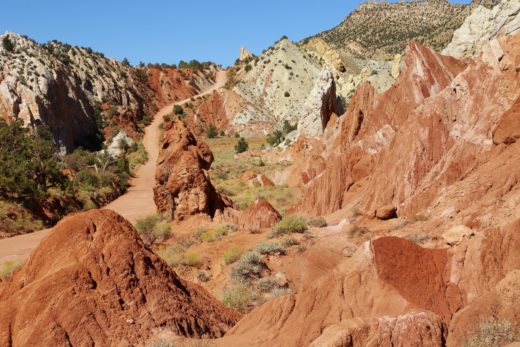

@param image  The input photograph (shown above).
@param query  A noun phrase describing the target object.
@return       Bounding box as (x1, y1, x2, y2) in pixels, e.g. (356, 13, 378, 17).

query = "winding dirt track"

(0, 71, 226, 264)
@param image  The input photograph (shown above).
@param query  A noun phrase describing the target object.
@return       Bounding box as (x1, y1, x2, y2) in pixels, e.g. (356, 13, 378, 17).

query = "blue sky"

(1, 0, 471, 67)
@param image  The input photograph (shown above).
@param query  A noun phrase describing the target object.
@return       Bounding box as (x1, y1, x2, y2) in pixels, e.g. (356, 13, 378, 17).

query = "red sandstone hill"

(295, 33, 520, 231)
(0, 210, 240, 346)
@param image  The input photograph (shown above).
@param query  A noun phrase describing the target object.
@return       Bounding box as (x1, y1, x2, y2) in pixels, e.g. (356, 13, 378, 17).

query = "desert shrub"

(230, 251, 267, 283)
(406, 233, 430, 244)
(257, 278, 278, 293)
(197, 271, 210, 282)
(128, 142, 148, 172)
(282, 237, 300, 247)
(222, 284, 257, 313)
(349, 225, 370, 237)
(135, 214, 170, 244)
(351, 206, 362, 218)
(199, 226, 229, 242)
(266, 130, 284, 146)
(163, 114, 172, 123)
(284, 91, 290, 97)
(282, 120, 297, 134)
(256, 242, 286, 256)
(223, 246, 243, 265)
(269, 287, 291, 298)
(0, 260, 23, 279)
(270, 215, 307, 238)
(207, 124, 218, 139)
(466, 318, 520, 347)
(182, 251, 201, 267)
(308, 216, 328, 228)
(157, 244, 186, 267)
(2, 36, 14, 52)
(173, 105, 184, 115)
(234, 137, 249, 153)
(244, 64, 252, 72)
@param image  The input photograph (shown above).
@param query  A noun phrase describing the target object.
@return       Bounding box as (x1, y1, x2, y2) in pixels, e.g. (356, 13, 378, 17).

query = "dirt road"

(0, 70, 227, 264)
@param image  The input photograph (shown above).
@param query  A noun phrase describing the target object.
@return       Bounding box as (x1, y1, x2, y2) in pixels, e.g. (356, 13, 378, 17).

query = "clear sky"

(1, 0, 471, 67)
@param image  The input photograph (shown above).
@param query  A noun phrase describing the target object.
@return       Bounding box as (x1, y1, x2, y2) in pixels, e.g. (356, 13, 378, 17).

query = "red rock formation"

(238, 199, 282, 230)
(191, 91, 230, 133)
(154, 118, 231, 221)
(296, 34, 520, 228)
(219, 219, 520, 346)
(0, 210, 240, 346)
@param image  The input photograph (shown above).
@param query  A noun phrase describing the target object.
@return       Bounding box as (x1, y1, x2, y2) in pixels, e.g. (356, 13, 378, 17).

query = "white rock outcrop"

(298, 69, 338, 137)
(443, 0, 520, 58)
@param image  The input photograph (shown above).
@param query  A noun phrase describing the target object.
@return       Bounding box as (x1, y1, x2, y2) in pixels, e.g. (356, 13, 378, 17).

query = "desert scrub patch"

(308, 216, 328, 228)
(270, 215, 307, 238)
(282, 237, 300, 247)
(466, 318, 520, 347)
(0, 260, 23, 279)
(405, 233, 430, 244)
(257, 278, 278, 293)
(196, 225, 231, 242)
(349, 225, 370, 237)
(127, 142, 148, 172)
(157, 244, 202, 268)
(223, 246, 243, 265)
(135, 214, 170, 244)
(230, 251, 267, 283)
(222, 284, 258, 313)
(256, 242, 286, 256)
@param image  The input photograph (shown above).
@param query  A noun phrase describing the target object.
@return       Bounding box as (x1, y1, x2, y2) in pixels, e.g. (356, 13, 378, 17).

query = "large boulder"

(238, 199, 282, 230)
(0, 210, 240, 346)
(153, 118, 231, 221)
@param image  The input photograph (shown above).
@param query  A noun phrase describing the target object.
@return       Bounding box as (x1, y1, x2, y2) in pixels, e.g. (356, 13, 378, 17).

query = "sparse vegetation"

(466, 318, 520, 347)
(223, 246, 244, 265)
(207, 124, 218, 139)
(230, 251, 267, 283)
(222, 284, 257, 313)
(308, 216, 327, 228)
(2, 36, 14, 52)
(0, 260, 23, 279)
(270, 215, 307, 238)
(135, 214, 170, 244)
(256, 242, 286, 256)
(234, 137, 249, 153)
(157, 244, 202, 268)
(349, 225, 370, 237)
(173, 105, 184, 115)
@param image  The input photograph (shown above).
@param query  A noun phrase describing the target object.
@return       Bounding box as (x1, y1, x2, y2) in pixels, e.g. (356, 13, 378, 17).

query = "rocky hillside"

(310, 0, 497, 61)
(0, 32, 216, 153)
(443, 0, 520, 58)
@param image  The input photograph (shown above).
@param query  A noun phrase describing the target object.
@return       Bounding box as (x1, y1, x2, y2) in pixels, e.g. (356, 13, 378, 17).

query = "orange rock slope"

(219, 220, 520, 346)
(0, 210, 240, 346)
(296, 33, 520, 232)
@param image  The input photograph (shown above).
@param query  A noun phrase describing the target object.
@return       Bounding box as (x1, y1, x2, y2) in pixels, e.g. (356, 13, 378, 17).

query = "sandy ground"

(0, 71, 227, 264)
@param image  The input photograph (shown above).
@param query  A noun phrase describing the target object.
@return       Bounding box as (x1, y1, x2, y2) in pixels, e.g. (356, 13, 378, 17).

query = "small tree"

(282, 120, 297, 134)
(266, 130, 284, 146)
(207, 124, 218, 139)
(121, 57, 131, 67)
(2, 36, 14, 52)
(173, 105, 184, 115)
(235, 137, 249, 153)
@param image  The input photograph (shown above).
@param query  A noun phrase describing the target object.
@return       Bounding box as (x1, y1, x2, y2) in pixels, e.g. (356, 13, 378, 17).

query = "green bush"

(234, 137, 249, 153)
(173, 105, 184, 115)
(282, 237, 300, 247)
(222, 284, 257, 313)
(284, 91, 290, 97)
(135, 214, 170, 244)
(223, 246, 243, 265)
(207, 124, 218, 139)
(466, 319, 520, 347)
(270, 215, 307, 238)
(157, 245, 201, 268)
(0, 260, 23, 279)
(230, 251, 267, 283)
(308, 216, 327, 228)
(256, 242, 286, 256)
(2, 36, 14, 52)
